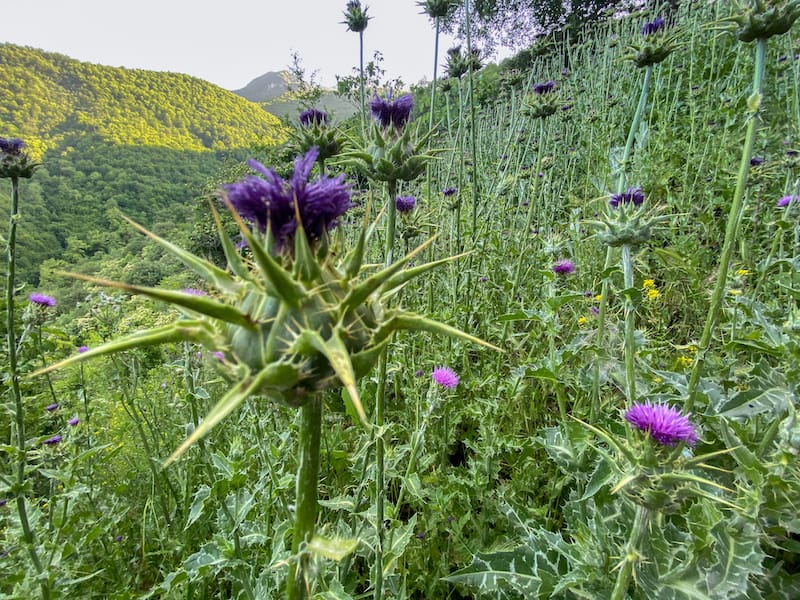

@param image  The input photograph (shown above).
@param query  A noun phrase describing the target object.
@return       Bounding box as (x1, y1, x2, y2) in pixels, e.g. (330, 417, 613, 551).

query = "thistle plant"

(623, 15, 682, 68)
(32, 146, 493, 599)
(291, 108, 345, 170)
(1, 137, 49, 600)
(342, 0, 371, 131)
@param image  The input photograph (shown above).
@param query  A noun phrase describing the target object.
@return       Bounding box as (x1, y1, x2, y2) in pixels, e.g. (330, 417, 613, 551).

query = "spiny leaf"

(374, 312, 502, 352)
(208, 199, 254, 282)
(121, 215, 241, 294)
(57, 272, 257, 330)
(29, 320, 217, 378)
(164, 362, 299, 466)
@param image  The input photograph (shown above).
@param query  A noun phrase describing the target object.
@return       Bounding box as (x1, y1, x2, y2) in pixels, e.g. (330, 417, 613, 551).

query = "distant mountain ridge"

(233, 69, 358, 121)
(0, 43, 286, 153)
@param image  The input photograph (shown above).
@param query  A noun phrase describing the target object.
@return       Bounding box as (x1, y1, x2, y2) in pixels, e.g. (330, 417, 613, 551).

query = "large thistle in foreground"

(32, 148, 494, 464)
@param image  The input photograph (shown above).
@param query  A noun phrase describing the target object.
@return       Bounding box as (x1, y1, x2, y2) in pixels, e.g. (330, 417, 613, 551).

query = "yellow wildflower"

(643, 279, 655, 289)
(578, 316, 588, 326)
(677, 355, 693, 368)
(646, 288, 660, 300)
(728, 289, 742, 296)
(594, 294, 603, 302)
(736, 269, 750, 276)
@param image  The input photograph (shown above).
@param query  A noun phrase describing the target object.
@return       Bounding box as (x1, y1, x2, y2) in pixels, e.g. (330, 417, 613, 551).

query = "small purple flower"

(182, 288, 207, 296)
(370, 93, 414, 130)
(43, 435, 62, 446)
(395, 195, 416, 213)
(299, 108, 329, 127)
(552, 259, 575, 275)
(532, 80, 556, 95)
(222, 148, 352, 247)
(610, 187, 645, 208)
(590, 306, 600, 315)
(432, 366, 459, 389)
(212, 351, 225, 362)
(29, 293, 56, 307)
(442, 187, 457, 197)
(0, 499, 7, 508)
(641, 16, 665, 35)
(625, 401, 697, 446)
(78, 345, 89, 353)
(415, 369, 424, 377)
(480, 276, 488, 283)
(114, 535, 123, 542)
(750, 156, 765, 167)
(45, 403, 59, 413)
(0, 137, 25, 156)
(778, 195, 798, 208)
(68, 417, 80, 426)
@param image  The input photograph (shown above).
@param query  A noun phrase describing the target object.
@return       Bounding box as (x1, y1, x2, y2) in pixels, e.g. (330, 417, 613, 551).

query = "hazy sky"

(0, 0, 479, 90)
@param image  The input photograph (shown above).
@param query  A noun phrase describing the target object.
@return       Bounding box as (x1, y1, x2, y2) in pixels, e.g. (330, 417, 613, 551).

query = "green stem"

(374, 179, 398, 600)
(464, 0, 480, 243)
(621, 244, 637, 407)
(425, 17, 441, 204)
(6, 176, 50, 599)
(359, 31, 366, 138)
(592, 64, 654, 420)
(684, 38, 767, 416)
(610, 505, 651, 600)
(287, 397, 323, 600)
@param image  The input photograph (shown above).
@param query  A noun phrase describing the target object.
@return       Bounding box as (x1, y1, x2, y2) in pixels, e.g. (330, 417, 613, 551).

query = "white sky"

(0, 0, 476, 90)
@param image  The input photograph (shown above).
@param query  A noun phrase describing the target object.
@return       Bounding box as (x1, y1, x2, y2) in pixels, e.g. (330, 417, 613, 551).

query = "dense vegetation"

(2, 1, 800, 599)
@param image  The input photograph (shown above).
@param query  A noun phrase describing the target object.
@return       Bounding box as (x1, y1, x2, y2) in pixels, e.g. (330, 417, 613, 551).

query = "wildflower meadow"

(2, 1, 800, 598)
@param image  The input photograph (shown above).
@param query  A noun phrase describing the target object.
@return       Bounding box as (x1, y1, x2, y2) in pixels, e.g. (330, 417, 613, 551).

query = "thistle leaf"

(58, 272, 257, 330)
(164, 362, 300, 466)
(120, 215, 241, 294)
(29, 320, 217, 378)
(375, 312, 502, 352)
(381, 250, 471, 292)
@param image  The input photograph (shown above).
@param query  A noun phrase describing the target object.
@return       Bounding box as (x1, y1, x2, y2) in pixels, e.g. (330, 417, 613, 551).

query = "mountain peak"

(232, 70, 301, 102)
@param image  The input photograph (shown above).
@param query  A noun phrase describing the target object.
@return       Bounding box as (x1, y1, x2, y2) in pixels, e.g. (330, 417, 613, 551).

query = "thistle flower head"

(641, 16, 666, 35)
(625, 401, 698, 446)
(29, 292, 56, 307)
(442, 187, 457, 196)
(222, 148, 352, 248)
(299, 108, 329, 128)
(395, 195, 416, 213)
(43, 435, 62, 446)
(0, 136, 37, 179)
(552, 259, 576, 275)
(432, 366, 459, 388)
(610, 187, 645, 208)
(418, 0, 456, 19)
(718, 0, 800, 42)
(532, 80, 556, 95)
(342, 0, 370, 32)
(778, 195, 799, 207)
(370, 93, 414, 131)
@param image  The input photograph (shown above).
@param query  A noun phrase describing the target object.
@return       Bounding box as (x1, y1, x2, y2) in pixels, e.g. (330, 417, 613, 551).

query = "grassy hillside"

(0, 43, 286, 153)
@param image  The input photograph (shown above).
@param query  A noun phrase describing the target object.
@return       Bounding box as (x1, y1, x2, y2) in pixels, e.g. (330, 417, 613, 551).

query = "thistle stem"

(611, 505, 651, 600)
(592, 64, 653, 420)
(6, 176, 50, 599)
(359, 30, 366, 137)
(374, 179, 398, 600)
(684, 38, 766, 416)
(621, 244, 637, 407)
(287, 397, 323, 600)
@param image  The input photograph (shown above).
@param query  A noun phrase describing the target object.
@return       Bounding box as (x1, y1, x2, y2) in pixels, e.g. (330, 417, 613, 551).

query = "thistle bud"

(342, 0, 370, 33)
(0, 137, 38, 179)
(291, 109, 344, 163)
(523, 80, 561, 119)
(418, 0, 456, 19)
(719, 0, 800, 42)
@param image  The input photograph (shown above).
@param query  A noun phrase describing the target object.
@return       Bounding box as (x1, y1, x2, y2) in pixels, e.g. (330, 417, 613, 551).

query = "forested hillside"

(0, 44, 286, 290)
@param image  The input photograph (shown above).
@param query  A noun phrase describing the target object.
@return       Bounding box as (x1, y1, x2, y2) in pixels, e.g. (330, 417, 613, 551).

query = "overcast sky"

(0, 0, 483, 90)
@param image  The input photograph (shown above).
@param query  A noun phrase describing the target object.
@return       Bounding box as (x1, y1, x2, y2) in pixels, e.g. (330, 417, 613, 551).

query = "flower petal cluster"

(641, 16, 666, 35)
(552, 259, 576, 275)
(610, 187, 645, 208)
(532, 80, 556, 95)
(29, 292, 56, 307)
(395, 195, 416, 213)
(223, 148, 352, 247)
(432, 366, 459, 389)
(299, 109, 329, 127)
(625, 401, 698, 446)
(370, 93, 414, 130)
(778, 195, 799, 207)
(0, 138, 25, 156)
(442, 187, 457, 197)
(0, 136, 37, 179)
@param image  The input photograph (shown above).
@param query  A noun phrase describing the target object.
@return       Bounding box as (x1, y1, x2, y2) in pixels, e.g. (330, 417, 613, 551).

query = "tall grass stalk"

(684, 38, 766, 416)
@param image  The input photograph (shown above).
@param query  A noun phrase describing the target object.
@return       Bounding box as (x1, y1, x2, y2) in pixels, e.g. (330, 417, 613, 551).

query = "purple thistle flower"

(0, 137, 25, 156)
(442, 187, 457, 197)
(114, 535, 123, 542)
(552, 259, 575, 275)
(212, 351, 225, 362)
(610, 187, 645, 208)
(223, 148, 352, 247)
(641, 16, 665, 35)
(299, 108, 329, 127)
(43, 435, 62, 446)
(590, 306, 600, 315)
(68, 417, 80, 426)
(778, 195, 799, 208)
(432, 366, 459, 389)
(45, 403, 59, 412)
(625, 401, 698, 446)
(29, 292, 56, 307)
(78, 345, 89, 353)
(370, 93, 414, 130)
(182, 288, 207, 296)
(532, 80, 556, 95)
(749, 156, 765, 166)
(395, 195, 416, 213)
(0, 499, 7, 507)
(415, 369, 424, 377)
